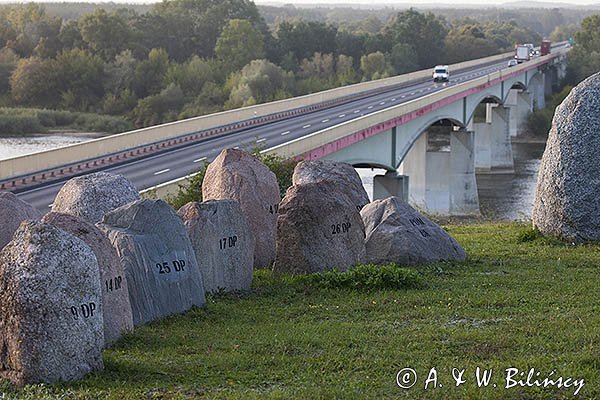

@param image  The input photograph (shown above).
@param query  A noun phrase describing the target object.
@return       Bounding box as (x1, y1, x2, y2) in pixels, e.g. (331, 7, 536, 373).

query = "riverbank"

(0, 108, 131, 136)
(1, 222, 596, 399)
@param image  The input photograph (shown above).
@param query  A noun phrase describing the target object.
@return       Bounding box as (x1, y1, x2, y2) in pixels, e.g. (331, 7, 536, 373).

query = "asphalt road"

(16, 53, 543, 211)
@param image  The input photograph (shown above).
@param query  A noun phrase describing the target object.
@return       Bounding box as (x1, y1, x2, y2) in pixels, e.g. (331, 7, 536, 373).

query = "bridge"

(1, 44, 568, 215)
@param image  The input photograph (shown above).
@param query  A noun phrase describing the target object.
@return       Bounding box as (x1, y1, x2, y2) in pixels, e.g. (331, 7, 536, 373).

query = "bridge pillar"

(450, 129, 480, 215)
(516, 91, 532, 135)
(531, 73, 546, 110)
(373, 172, 409, 202)
(474, 105, 514, 172)
(399, 128, 479, 215)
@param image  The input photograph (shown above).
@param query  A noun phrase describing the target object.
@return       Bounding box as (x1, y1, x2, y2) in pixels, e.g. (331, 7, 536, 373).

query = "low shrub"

(295, 263, 424, 291)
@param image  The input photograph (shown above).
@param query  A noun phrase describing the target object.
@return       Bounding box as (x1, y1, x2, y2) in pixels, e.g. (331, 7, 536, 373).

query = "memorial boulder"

(0, 191, 41, 250)
(293, 160, 369, 211)
(99, 199, 205, 326)
(202, 148, 280, 267)
(273, 181, 366, 274)
(0, 221, 103, 385)
(361, 197, 466, 265)
(52, 172, 140, 223)
(533, 72, 600, 241)
(178, 200, 254, 293)
(42, 212, 134, 347)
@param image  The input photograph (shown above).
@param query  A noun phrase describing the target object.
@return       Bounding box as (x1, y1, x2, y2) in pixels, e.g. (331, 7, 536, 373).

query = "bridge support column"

(450, 129, 480, 215)
(532, 73, 546, 110)
(399, 129, 479, 216)
(516, 91, 532, 135)
(373, 172, 409, 202)
(505, 90, 519, 137)
(474, 105, 514, 172)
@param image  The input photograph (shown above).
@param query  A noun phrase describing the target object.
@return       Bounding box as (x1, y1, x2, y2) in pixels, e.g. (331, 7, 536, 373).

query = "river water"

(357, 140, 546, 221)
(1, 133, 545, 221)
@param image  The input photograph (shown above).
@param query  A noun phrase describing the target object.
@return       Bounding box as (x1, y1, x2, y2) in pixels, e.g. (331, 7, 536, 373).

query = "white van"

(433, 65, 449, 82)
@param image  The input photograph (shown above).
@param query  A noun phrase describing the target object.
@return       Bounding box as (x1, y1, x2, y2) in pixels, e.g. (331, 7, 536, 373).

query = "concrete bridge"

(1, 44, 568, 215)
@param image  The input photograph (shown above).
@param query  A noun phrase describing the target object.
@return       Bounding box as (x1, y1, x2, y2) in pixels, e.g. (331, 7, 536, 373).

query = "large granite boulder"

(361, 197, 466, 265)
(0, 221, 103, 385)
(273, 181, 366, 275)
(42, 212, 134, 347)
(202, 149, 280, 267)
(99, 199, 205, 326)
(0, 191, 41, 250)
(52, 172, 140, 224)
(293, 160, 369, 211)
(533, 72, 600, 241)
(178, 200, 254, 293)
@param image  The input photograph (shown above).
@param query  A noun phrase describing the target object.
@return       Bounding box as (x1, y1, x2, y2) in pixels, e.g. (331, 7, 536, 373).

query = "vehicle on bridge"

(432, 65, 449, 82)
(541, 40, 552, 56)
(515, 44, 530, 63)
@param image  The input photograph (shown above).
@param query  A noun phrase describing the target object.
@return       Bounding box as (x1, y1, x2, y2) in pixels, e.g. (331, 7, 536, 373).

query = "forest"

(0, 1, 596, 134)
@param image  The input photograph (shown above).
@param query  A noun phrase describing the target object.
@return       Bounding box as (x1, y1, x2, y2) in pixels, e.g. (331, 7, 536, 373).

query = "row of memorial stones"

(0, 148, 465, 386)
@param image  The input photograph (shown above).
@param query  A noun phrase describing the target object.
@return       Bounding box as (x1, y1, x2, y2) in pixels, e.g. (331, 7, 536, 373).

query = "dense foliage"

(565, 14, 600, 85)
(0, 1, 557, 134)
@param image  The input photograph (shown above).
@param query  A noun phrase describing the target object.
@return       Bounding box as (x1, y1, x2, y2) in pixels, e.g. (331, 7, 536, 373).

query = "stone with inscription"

(533, 72, 600, 241)
(52, 171, 140, 224)
(202, 148, 280, 267)
(178, 200, 254, 293)
(99, 199, 205, 326)
(292, 160, 369, 211)
(42, 212, 133, 347)
(0, 191, 41, 250)
(361, 196, 466, 265)
(273, 181, 366, 274)
(0, 220, 103, 385)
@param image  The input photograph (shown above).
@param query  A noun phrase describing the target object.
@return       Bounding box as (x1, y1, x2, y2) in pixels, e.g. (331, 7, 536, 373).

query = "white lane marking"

(154, 169, 170, 175)
(193, 157, 207, 163)
(353, 110, 360, 113)
(401, 95, 406, 98)
(302, 124, 311, 129)
(48, 203, 53, 208)
(380, 102, 386, 105)
(322, 119, 329, 123)
(427, 87, 432, 90)
(256, 138, 266, 143)
(234, 146, 240, 149)
(410, 92, 415, 95)
(281, 130, 290, 136)
(367, 106, 373, 109)
(338, 114, 345, 118)
(391, 98, 396, 101)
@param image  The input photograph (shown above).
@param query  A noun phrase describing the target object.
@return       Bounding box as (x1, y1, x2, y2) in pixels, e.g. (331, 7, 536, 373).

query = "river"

(356, 140, 546, 221)
(1, 133, 545, 221)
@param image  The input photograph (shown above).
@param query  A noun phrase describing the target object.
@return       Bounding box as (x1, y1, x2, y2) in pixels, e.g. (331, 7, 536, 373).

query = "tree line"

(0, 1, 562, 131)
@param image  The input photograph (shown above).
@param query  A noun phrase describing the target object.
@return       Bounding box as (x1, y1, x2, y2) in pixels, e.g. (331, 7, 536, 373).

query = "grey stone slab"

(533, 72, 600, 241)
(0, 221, 103, 385)
(361, 196, 466, 265)
(273, 181, 366, 274)
(178, 199, 254, 293)
(99, 199, 205, 326)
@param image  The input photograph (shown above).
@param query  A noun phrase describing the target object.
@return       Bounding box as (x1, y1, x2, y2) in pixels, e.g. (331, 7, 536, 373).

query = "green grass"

(1, 222, 599, 399)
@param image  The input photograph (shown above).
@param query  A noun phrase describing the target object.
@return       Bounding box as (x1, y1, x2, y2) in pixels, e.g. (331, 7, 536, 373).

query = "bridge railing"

(140, 49, 566, 200)
(0, 49, 518, 182)
(264, 52, 563, 161)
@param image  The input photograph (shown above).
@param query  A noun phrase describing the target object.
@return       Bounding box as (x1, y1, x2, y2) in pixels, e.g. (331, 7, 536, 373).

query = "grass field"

(1, 222, 598, 399)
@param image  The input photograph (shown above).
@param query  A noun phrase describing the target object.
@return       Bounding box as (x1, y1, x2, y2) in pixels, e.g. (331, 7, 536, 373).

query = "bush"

(167, 164, 209, 210)
(295, 263, 424, 291)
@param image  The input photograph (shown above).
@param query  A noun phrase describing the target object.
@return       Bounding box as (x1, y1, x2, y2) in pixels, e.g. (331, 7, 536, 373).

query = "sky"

(255, 0, 597, 5)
